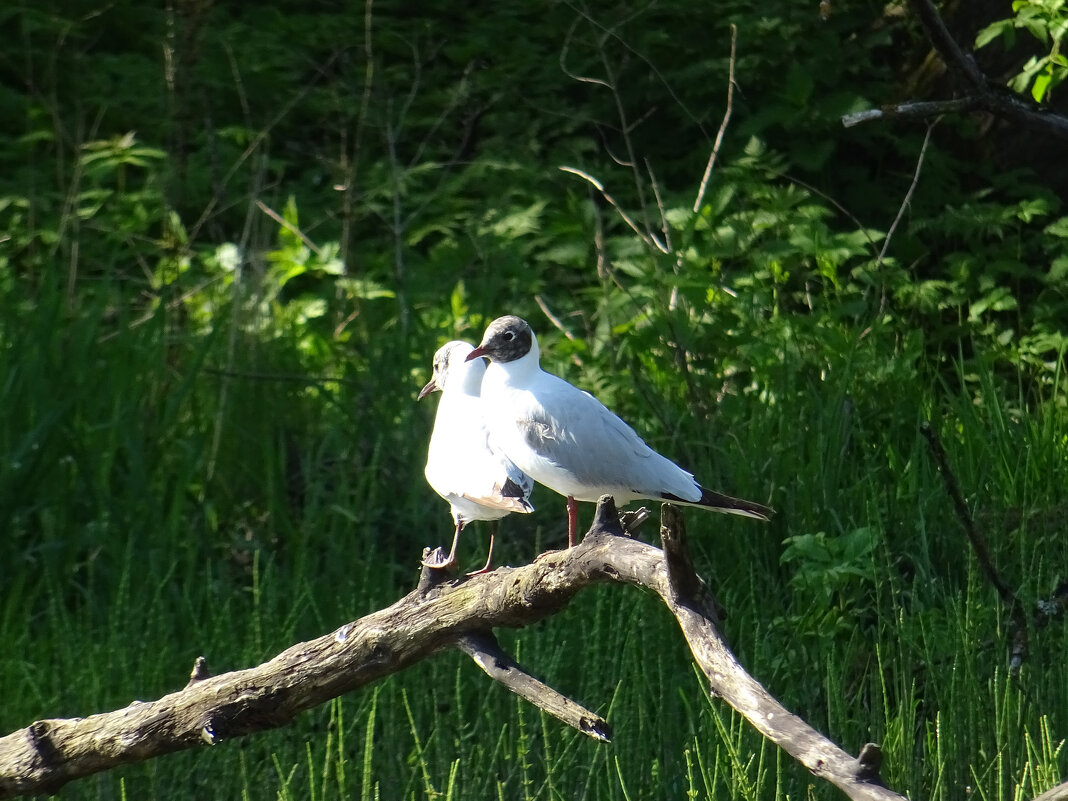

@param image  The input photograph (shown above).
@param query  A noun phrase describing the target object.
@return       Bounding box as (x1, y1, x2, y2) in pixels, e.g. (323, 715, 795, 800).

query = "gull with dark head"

(466, 316, 772, 545)
(419, 340, 534, 573)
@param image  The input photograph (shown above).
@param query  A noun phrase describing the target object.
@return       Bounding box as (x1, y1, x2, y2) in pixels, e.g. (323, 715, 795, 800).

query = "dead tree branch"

(1, 498, 903, 800)
(841, 0, 1068, 139)
(920, 422, 1029, 674)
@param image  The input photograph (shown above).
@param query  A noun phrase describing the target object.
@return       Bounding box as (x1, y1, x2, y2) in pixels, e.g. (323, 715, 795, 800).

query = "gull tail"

(664, 487, 773, 521)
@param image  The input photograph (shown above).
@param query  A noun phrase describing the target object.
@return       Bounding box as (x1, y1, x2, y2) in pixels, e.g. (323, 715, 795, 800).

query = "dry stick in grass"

(1, 498, 906, 801)
(920, 422, 1029, 672)
(877, 121, 934, 269)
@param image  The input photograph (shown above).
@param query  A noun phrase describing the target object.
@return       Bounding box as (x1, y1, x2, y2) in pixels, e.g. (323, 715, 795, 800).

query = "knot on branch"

(854, 742, 884, 783)
(26, 722, 58, 766)
(185, 657, 211, 689)
(589, 495, 625, 537)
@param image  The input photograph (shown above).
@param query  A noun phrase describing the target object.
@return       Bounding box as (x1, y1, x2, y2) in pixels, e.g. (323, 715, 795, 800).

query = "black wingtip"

(501, 477, 527, 500)
(662, 488, 773, 521)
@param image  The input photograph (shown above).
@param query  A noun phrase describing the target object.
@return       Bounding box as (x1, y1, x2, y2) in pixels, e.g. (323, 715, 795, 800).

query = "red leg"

(467, 521, 498, 576)
(566, 496, 578, 547)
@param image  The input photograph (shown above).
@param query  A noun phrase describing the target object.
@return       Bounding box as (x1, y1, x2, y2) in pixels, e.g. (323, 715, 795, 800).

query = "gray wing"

(520, 379, 684, 494)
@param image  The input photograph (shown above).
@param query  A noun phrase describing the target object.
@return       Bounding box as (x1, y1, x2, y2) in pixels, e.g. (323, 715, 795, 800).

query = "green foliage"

(781, 526, 880, 608)
(2, 1, 1068, 799)
(976, 0, 1068, 102)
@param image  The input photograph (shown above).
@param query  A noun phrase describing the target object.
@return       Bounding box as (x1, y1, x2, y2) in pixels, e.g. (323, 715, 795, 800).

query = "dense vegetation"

(1, 0, 1066, 798)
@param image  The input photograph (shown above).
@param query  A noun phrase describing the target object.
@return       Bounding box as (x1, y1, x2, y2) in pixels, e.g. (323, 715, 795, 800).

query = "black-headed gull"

(419, 340, 534, 573)
(466, 316, 772, 545)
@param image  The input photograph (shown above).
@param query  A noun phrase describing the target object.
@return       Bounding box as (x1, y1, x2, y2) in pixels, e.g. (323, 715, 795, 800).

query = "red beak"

(417, 379, 439, 400)
(465, 345, 487, 362)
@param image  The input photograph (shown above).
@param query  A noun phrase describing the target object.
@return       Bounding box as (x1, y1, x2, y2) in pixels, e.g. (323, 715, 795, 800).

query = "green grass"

(1, 275, 1066, 801)
(3, 3, 1067, 797)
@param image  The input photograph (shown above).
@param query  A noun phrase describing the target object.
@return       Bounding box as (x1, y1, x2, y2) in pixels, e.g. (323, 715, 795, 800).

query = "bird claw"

(421, 548, 456, 570)
(620, 507, 650, 533)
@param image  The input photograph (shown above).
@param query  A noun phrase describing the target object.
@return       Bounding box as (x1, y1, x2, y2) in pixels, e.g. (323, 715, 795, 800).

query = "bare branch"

(655, 505, 900, 801)
(878, 121, 935, 267)
(843, 1, 1068, 140)
(841, 98, 979, 128)
(458, 632, 611, 741)
(693, 24, 737, 214)
(1, 498, 904, 800)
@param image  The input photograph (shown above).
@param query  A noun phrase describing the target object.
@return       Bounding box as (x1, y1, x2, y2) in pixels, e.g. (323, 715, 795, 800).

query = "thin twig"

(693, 24, 737, 214)
(534, 295, 583, 367)
(920, 424, 1016, 604)
(339, 0, 376, 271)
(559, 166, 665, 252)
(188, 51, 340, 243)
(201, 366, 361, 388)
(645, 157, 671, 254)
(255, 200, 322, 256)
(561, 1, 709, 137)
(591, 13, 654, 240)
(559, 17, 611, 89)
(782, 172, 880, 259)
(878, 121, 935, 267)
(534, 295, 578, 341)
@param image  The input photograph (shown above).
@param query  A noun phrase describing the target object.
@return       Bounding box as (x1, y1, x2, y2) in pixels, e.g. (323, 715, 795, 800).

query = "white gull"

(466, 316, 771, 545)
(419, 340, 534, 573)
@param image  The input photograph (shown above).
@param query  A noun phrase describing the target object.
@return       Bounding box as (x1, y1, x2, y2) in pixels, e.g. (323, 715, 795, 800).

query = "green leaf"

(1044, 216, 1068, 237)
(1047, 255, 1068, 281)
(1032, 69, 1053, 101)
(975, 19, 1013, 48)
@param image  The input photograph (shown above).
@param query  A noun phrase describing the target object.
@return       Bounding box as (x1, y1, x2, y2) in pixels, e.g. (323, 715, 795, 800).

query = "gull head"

(419, 340, 485, 399)
(467, 316, 537, 365)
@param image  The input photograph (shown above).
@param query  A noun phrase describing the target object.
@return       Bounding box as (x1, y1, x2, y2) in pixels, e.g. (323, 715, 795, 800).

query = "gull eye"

(503, 330, 515, 341)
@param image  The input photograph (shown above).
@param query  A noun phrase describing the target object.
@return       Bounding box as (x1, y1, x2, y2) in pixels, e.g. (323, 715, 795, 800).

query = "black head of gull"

(467, 316, 535, 365)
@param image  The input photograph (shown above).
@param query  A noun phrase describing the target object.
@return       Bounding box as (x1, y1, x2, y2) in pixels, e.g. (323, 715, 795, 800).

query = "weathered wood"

(1034, 780, 1068, 801)
(458, 632, 611, 742)
(654, 505, 899, 801)
(1, 497, 903, 800)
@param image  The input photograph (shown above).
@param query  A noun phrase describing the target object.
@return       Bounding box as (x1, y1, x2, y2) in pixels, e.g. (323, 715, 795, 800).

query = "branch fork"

(2, 498, 900, 800)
